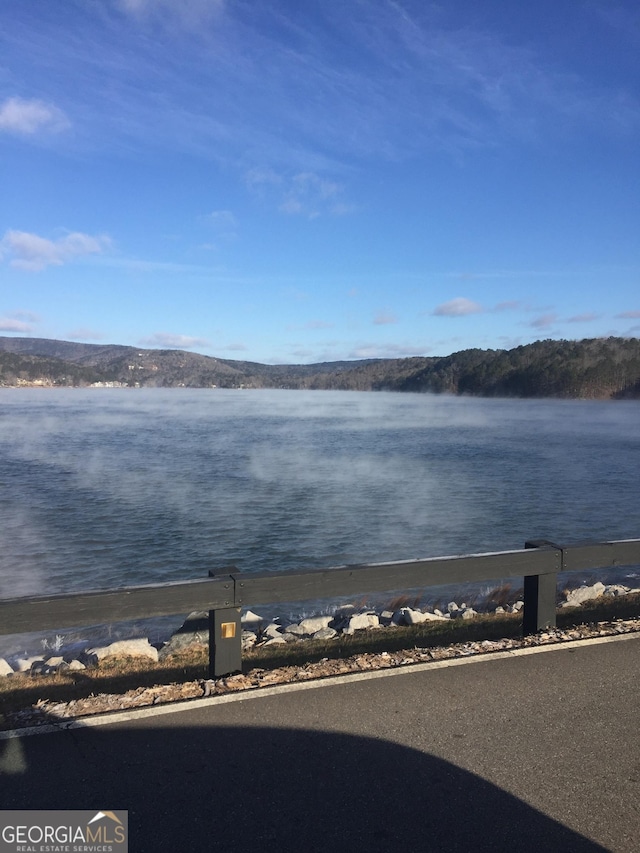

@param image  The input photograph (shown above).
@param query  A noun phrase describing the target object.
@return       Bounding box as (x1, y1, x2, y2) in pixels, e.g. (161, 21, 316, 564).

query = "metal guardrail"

(1, 538, 639, 677)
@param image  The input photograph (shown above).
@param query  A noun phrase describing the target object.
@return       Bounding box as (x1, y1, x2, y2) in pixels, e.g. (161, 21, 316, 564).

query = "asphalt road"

(1, 634, 639, 852)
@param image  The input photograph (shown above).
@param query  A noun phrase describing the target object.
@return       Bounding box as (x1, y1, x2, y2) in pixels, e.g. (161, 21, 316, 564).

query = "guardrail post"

(208, 569, 242, 678)
(523, 540, 560, 634)
(208, 607, 242, 678)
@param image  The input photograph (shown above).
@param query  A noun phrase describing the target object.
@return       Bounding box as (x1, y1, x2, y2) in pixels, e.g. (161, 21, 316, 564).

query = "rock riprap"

(6, 615, 640, 730)
(1, 580, 638, 683)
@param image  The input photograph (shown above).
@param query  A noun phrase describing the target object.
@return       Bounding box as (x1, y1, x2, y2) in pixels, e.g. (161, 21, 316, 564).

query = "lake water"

(1, 389, 639, 648)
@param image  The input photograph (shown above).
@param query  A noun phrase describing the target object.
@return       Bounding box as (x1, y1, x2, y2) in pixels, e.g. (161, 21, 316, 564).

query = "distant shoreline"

(2, 335, 640, 399)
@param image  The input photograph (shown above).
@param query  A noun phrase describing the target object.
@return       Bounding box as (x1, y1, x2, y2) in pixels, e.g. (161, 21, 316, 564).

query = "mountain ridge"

(1, 335, 639, 398)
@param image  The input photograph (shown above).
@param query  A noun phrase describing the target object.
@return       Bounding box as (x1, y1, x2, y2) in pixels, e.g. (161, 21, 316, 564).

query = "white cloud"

(0, 230, 111, 271)
(139, 333, 210, 349)
(616, 310, 640, 319)
(0, 317, 33, 333)
(433, 297, 484, 317)
(0, 97, 69, 135)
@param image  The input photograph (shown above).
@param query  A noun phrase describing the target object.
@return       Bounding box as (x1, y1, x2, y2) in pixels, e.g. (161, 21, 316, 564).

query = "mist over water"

(1, 388, 639, 608)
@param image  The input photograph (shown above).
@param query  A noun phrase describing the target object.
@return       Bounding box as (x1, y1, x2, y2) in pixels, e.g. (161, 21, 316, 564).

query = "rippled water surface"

(1, 388, 639, 604)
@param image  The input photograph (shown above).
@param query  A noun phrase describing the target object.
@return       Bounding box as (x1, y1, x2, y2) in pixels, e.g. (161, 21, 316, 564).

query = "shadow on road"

(2, 722, 606, 852)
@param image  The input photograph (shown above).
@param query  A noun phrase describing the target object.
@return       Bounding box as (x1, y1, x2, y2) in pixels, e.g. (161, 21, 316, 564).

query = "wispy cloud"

(280, 173, 347, 218)
(349, 342, 430, 359)
(446, 268, 581, 281)
(13, 310, 40, 322)
(206, 209, 237, 230)
(373, 311, 398, 325)
(567, 312, 601, 323)
(247, 169, 351, 218)
(67, 327, 105, 341)
(592, 3, 640, 47)
(616, 309, 640, 319)
(139, 332, 210, 349)
(497, 335, 525, 349)
(433, 297, 484, 317)
(0, 317, 33, 333)
(287, 347, 315, 360)
(286, 320, 334, 331)
(0, 97, 69, 135)
(279, 339, 431, 363)
(527, 313, 558, 329)
(98, 256, 219, 275)
(7, 1, 635, 207)
(279, 286, 310, 302)
(245, 168, 282, 192)
(116, 0, 225, 30)
(0, 230, 111, 271)
(493, 301, 522, 312)
(221, 342, 248, 352)
(305, 320, 333, 330)
(200, 209, 238, 249)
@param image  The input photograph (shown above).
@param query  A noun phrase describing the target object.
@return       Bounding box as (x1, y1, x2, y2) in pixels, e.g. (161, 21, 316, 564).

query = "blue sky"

(1, 0, 639, 363)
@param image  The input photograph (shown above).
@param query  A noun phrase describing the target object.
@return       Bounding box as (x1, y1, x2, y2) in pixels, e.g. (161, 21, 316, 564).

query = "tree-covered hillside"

(1, 336, 639, 398)
(0, 350, 106, 386)
(389, 338, 640, 398)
